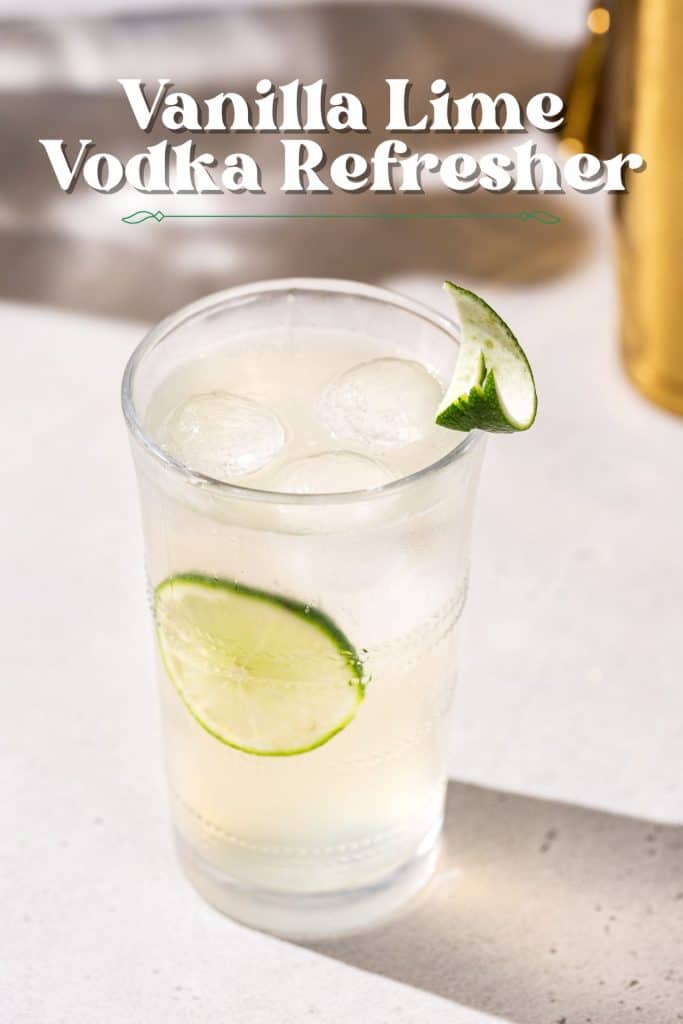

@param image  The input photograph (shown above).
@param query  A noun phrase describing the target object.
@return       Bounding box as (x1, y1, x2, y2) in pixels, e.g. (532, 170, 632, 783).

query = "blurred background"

(0, 0, 592, 321)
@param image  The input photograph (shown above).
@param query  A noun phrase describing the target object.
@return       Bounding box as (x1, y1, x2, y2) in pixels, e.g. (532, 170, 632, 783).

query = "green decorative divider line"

(122, 209, 560, 225)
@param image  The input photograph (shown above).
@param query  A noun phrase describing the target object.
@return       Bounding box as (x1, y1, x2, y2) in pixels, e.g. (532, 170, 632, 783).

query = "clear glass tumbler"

(122, 279, 484, 938)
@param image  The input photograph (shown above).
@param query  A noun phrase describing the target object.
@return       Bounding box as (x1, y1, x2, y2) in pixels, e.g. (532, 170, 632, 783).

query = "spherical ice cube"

(160, 391, 286, 480)
(318, 357, 443, 451)
(272, 450, 392, 495)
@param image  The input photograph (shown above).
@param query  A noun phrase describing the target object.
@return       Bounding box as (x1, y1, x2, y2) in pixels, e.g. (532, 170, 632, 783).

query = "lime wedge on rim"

(154, 574, 364, 756)
(436, 282, 537, 433)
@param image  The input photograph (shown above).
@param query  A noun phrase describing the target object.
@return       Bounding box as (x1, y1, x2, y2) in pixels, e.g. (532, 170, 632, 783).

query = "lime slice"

(436, 282, 537, 433)
(154, 574, 364, 756)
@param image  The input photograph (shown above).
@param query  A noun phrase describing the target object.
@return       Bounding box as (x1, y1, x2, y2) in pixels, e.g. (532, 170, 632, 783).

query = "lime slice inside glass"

(154, 574, 364, 756)
(436, 282, 538, 433)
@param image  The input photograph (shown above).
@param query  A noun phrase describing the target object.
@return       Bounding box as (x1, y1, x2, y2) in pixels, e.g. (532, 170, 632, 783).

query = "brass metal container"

(611, 0, 683, 415)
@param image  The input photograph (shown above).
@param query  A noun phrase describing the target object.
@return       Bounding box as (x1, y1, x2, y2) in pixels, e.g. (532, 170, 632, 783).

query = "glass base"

(174, 822, 440, 940)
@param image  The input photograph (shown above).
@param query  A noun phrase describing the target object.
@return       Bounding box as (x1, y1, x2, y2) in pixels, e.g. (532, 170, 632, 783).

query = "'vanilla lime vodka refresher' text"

(125, 280, 500, 936)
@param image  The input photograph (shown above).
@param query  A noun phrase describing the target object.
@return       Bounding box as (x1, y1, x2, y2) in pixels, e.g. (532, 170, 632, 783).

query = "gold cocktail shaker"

(565, 2, 683, 416)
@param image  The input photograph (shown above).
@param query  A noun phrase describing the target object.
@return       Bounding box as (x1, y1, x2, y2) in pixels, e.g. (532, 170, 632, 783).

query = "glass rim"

(121, 277, 482, 506)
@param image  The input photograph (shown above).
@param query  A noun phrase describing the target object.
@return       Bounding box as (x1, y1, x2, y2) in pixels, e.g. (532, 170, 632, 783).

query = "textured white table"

(1, 190, 682, 1024)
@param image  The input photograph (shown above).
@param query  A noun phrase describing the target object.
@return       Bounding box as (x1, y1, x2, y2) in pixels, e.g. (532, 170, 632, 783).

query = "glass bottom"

(174, 819, 441, 940)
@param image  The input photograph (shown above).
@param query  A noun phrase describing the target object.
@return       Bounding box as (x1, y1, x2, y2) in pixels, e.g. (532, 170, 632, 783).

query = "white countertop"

(1, 191, 682, 1023)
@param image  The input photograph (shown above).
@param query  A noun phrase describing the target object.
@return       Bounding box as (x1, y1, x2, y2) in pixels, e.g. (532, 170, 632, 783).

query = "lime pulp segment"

(154, 574, 364, 756)
(436, 282, 538, 433)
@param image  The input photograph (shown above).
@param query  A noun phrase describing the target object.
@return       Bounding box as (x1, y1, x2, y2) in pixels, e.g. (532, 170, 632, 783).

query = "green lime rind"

(436, 282, 538, 434)
(154, 573, 364, 757)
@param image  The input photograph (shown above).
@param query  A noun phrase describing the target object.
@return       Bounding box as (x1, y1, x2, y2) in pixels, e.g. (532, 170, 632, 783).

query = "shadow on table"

(0, 3, 587, 322)
(304, 781, 683, 1024)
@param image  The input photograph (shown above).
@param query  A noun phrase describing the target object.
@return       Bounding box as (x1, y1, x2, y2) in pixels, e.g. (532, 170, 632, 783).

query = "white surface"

(1, 193, 682, 1022)
(0, 306, 501, 1024)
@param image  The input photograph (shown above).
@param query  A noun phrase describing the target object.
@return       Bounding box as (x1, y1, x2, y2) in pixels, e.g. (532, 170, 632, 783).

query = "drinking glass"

(122, 279, 484, 938)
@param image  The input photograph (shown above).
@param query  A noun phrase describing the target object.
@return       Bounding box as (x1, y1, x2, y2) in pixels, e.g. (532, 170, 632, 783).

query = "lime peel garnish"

(154, 573, 364, 756)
